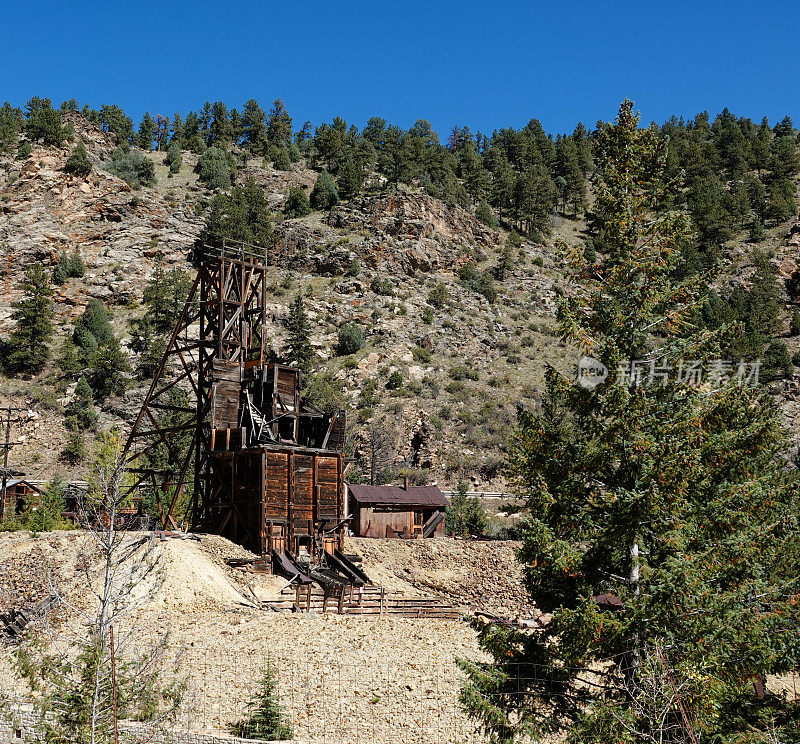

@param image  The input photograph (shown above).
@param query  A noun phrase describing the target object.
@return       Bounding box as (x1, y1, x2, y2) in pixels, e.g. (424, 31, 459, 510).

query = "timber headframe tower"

(123, 241, 347, 562)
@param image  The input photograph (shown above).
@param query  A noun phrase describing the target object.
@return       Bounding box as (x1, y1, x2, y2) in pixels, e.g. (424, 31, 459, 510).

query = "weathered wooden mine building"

(124, 243, 347, 563)
(348, 481, 447, 538)
(0, 478, 42, 517)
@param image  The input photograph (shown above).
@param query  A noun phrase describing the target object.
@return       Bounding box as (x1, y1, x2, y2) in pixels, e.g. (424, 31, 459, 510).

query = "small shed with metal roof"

(347, 479, 448, 538)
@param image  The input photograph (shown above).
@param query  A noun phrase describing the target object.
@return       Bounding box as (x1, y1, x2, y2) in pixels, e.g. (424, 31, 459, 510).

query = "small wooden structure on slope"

(348, 480, 447, 538)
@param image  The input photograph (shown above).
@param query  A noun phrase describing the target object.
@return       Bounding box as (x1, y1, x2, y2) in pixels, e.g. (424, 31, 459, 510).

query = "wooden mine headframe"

(123, 239, 347, 558)
(123, 240, 270, 532)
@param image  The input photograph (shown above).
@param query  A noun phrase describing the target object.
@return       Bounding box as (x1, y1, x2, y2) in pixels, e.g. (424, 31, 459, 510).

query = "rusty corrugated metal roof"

(348, 483, 448, 507)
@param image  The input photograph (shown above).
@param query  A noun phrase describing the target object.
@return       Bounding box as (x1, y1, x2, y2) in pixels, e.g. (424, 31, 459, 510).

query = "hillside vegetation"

(0, 97, 799, 501)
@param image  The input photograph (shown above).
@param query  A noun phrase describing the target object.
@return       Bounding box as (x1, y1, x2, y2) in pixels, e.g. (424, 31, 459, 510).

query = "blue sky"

(4, 0, 798, 136)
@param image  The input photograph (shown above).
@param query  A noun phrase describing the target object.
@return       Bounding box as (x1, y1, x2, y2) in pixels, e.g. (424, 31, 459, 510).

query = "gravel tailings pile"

(1, 531, 527, 743)
(345, 536, 535, 619)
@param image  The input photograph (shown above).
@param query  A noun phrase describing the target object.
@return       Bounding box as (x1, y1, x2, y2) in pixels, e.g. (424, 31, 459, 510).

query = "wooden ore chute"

(123, 241, 347, 561)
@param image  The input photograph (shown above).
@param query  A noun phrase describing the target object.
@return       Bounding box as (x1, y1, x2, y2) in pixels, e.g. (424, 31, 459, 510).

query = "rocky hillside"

(1, 112, 798, 489)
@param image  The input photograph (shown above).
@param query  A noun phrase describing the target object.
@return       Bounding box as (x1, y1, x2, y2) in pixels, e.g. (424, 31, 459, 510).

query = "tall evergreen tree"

(335, 154, 364, 199)
(285, 294, 313, 371)
(266, 99, 293, 149)
(459, 100, 800, 743)
(4, 264, 54, 374)
(241, 99, 268, 154)
(0, 102, 24, 153)
(24, 97, 64, 146)
(98, 104, 134, 144)
(209, 101, 233, 146)
(136, 112, 156, 150)
(199, 178, 274, 249)
(310, 169, 339, 210)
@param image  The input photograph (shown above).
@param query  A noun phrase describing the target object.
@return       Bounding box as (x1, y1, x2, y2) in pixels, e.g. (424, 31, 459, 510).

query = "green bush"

(302, 369, 345, 413)
(386, 370, 403, 389)
(310, 169, 338, 210)
(335, 323, 364, 355)
(25, 475, 68, 532)
(73, 299, 114, 351)
(458, 262, 497, 302)
(475, 200, 497, 228)
(195, 146, 233, 190)
(16, 141, 31, 160)
(64, 140, 92, 177)
(65, 377, 98, 431)
(762, 339, 793, 381)
(283, 186, 311, 218)
(371, 276, 394, 296)
(105, 149, 156, 188)
(411, 346, 432, 363)
(61, 430, 86, 464)
(52, 248, 85, 284)
(164, 141, 182, 174)
(449, 364, 478, 381)
(445, 481, 486, 536)
(346, 257, 360, 277)
(427, 282, 449, 309)
(273, 146, 291, 171)
(421, 306, 434, 324)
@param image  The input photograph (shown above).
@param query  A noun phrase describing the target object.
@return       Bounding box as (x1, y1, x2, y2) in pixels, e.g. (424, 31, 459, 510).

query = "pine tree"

(209, 101, 233, 146)
(272, 145, 291, 171)
(65, 376, 98, 431)
(4, 264, 54, 374)
(64, 139, 92, 177)
(242, 99, 268, 155)
(99, 104, 134, 145)
(310, 169, 339, 210)
(283, 186, 311, 218)
(52, 250, 70, 285)
(88, 336, 130, 400)
(24, 97, 64, 146)
(199, 179, 274, 249)
(0, 102, 23, 153)
(164, 141, 182, 175)
(266, 99, 292, 150)
(445, 481, 486, 536)
(136, 112, 156, 150)
(195, 146, 233, 190)
(68, 247, 85, 278)
(231, 661, 293, 741)
(459, 100, 800, 743)
(169, 112, 184, 148)
(335, 154, 364, 199)
(25, 474, 66, 532)
(285, 294, 313, 371)
(73, 299, 114, 353)
(182, 111, 205, 153)
(475, 200, 497, 228)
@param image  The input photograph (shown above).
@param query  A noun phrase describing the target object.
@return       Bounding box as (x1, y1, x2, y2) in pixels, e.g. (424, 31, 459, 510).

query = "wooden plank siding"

(315, 456, 340, 523)
(246, 448, 345, 556)
(292, 454, 314, 533)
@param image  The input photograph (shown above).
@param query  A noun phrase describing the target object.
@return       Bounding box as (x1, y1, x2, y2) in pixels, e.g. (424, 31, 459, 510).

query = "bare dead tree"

(15, 428, 183, 744)
(360, 417, 397, 485)
(606, 646, 697, 744)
